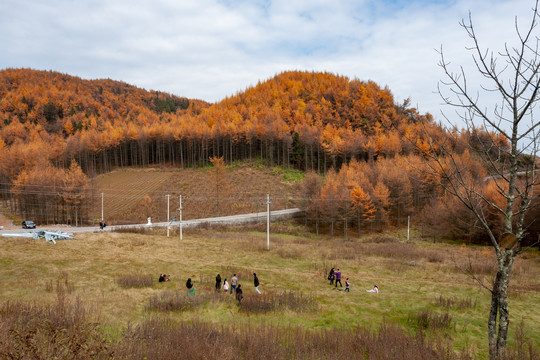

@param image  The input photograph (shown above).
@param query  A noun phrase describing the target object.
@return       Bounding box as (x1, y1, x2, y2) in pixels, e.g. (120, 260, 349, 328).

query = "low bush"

(114, 318, 474, 360)
(2, 294, 538, 359)
(0, 298, 111, 359)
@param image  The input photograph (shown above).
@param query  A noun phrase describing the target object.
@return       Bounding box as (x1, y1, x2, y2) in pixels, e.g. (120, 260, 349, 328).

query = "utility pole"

(264, 193, 271, 250)
(167, 194, 170, 237)
(178, 195, 183, 241)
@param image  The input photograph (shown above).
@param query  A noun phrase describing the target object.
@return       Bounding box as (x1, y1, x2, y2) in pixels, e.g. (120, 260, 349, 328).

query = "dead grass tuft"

(240, 291, 318, 314)
(114, 318, 475, 360)
(276, 247, 304, 259)
(408, 309, 455, 331)
(219, 266, 254, 283)
(44, 272, 75, 294)
(0, 295, 110, 359)
(146, 290, 232, 312)
(363, 235, 400, 244)
(436, 295, 477, 311)
(116, 273, 154, 288)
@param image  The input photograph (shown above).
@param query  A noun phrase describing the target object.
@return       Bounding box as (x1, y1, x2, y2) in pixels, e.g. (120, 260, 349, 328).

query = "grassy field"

(0, 223, 538, 359)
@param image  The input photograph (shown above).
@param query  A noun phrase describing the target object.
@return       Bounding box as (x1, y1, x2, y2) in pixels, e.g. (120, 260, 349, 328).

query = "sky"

(0, 0, 536, 125)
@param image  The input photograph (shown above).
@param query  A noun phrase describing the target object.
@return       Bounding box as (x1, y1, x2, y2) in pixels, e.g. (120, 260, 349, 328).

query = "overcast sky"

(0, 0, 535, 124)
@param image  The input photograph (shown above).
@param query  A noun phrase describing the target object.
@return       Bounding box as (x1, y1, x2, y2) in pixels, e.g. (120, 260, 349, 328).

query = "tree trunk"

(488, 252, 516, 360)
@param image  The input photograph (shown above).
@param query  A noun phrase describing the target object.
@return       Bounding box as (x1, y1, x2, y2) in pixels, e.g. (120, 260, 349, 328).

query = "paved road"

(0, 208, 303, 236)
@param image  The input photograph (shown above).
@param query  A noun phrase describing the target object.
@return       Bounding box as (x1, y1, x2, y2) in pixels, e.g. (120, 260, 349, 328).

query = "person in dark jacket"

(186, 278, 195, 296)
(328, 268, 335, 285)
(235, 284, 243, 304)
(253, 272, 261, 294)
(215, 274, 222, 292)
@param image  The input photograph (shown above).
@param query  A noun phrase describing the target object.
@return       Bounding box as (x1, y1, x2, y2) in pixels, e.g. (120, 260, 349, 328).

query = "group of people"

(162, 272, 261, 304)
(214, 272, 261, 304)
(328, 268, 350, 291)
(327, 268, 378, 294)
(158, 273, 170, 282)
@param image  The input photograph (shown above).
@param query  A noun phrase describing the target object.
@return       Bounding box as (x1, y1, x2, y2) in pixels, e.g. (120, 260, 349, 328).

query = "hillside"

(0, 68, 439, 177)
(90, 162, 301, 225)
(0, 68, 440, 225)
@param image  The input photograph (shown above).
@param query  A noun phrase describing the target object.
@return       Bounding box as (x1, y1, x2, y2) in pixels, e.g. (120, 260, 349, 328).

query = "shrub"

(114, 318, 474, 360)
(0, 298, 111, 359)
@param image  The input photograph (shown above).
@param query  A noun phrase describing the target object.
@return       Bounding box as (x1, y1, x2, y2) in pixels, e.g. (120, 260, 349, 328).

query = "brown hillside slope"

(90, 163, 301, 225)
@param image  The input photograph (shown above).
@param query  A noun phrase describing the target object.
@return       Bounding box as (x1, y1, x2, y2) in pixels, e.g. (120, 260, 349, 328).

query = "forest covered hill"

(0, 68, 441, 176)
(1, 68, 537, 244)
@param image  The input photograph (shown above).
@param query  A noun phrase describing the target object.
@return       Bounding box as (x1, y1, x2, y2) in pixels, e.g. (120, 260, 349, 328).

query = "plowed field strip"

(91, 170, 177, 220)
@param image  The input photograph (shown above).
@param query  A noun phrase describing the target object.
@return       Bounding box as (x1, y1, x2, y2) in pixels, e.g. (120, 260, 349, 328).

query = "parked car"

(22, 220, 36, 229)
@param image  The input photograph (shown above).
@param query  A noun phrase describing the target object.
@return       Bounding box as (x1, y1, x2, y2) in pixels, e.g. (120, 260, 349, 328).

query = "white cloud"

(0, 0, 536, 126)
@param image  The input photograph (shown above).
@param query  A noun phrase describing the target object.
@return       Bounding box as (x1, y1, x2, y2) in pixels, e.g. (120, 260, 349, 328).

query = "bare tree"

(209, 156, 230, 217)
(429, 2, 540, 358)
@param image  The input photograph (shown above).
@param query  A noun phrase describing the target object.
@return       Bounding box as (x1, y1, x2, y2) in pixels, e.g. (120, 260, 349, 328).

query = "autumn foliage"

(0, 68, 438, 178)
(0, 68, 532, 243)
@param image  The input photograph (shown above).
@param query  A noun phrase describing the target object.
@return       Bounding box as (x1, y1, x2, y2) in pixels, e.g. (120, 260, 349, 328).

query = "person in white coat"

(366, 285, 378, 293)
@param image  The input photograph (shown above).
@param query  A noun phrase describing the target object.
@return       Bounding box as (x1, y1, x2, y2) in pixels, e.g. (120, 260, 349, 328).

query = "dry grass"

(0, 284, 112, 359)
(146, 290, 231, 312)
(0, 226, 538, 359)
(408, 309, 455, 331)
(113, 318, 476, 360)
(276, 247, 304, 259)
(116, 273, 154, 288)
(239, 291, 318, 314)
(437, 295, 477, 311)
